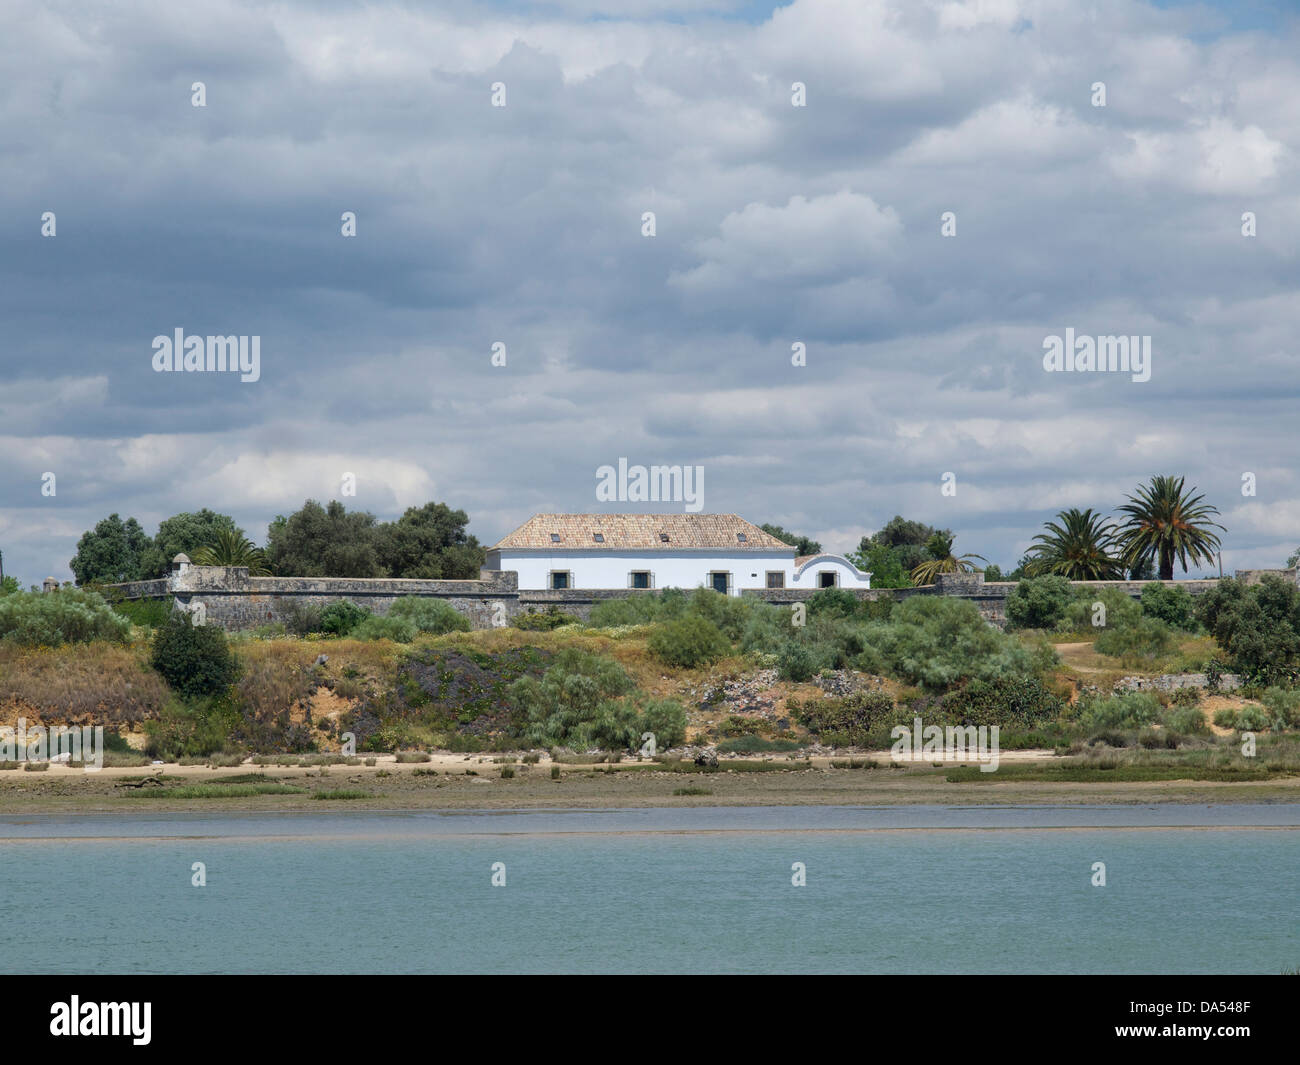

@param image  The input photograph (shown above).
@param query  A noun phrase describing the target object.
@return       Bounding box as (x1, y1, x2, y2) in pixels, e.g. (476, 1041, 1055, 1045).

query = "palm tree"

(191, 529, 272, 576)
(1025, 508, 1125, 580)
(910, 532, 987, 585)
(1115, 475, 1224, 581)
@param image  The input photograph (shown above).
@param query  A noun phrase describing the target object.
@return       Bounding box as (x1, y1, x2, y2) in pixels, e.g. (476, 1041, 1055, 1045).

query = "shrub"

(282, 601, 324, 636)
(0, 588, 130, 646)
(512, 607, 574, 631)
(806, 588, 860, 620)
(1141, 583, 1197, 631)
(110, 596, 174, 629)
(648, 615, 730, 669)
(639, 698, 688, 749)
(588, 588, 688, 627)
(510, 648, 640, 749)
(793, 690, 895, 746)
(1197, 575, 1300, 683)
(1005, 576, 1073, 630)
(352, 615, 418, 643)
(940, 676, 1064, 728)
(682, 589, 758, 642)
(1093, 616, 1175, 662)
(319, 600, 371, 636)
(387, 596, 471, 635)
(1261, 686, 1300, 730)
(1212, 707, 1237, 729)
(144, 695, 241, 760)
(1077, 691, 1161, 731)
(1163, 704, 1208, 734)
(1060, 587, 1141, 633)
(777, 639, 816, 682)
(150, 613, 240, 697)
(858, 596, 1055, 691)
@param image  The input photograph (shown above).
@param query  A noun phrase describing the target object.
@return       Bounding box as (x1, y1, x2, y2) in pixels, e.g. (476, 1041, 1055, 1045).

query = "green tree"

(849, 542, 913, 588)
(1196, 575, 1300, 683)
(910, 532, 987, 585)
(265, 500, 385, 578)
(69, 514, 151, 585)
(140, 510, 242, 578)
(1025, 508, 1125, 580)
(150, 612, 241, 697)
(759, 523, 822, 557)
(1005, 575, 1074, 630)
(851, 516, 947, 585)
(191, 529, 272, 575)
(1115, 476, 1224, 581)
(375, 502, 485, 579)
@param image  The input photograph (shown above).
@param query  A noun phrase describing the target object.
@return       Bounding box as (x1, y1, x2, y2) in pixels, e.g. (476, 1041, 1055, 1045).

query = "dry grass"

(0, 641, 167, 726)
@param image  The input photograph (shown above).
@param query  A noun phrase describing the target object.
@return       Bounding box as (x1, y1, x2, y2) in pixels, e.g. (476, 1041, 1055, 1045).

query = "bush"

(1162, 704, 1208, 735)
(1060, 587, 1141, 633)
(109, 596, 174, 629)
(387, 596, 471, 635)
(806, 588, 860, 620)
(777, 640, 816, 682)
(282, 601, 324, 636)
(1261, 686, 1300, 730)
(150, 613, 241, 697)
(588, 588, 688, 627)
(352, 615, 418, 643)
(0, 588, 131, 646)
(940, 676, 1064, 729)
(1076, 691, 1161, 731)
(319, 600, 371, 636)
(144, 695, 241, 759)
(858, 596, 1056, 691)
(1197, 575, 1300, 683)
(510, 648, 640, 749)
(793, 691, 895, 746)
(1093, 616, 1175, 662)
(512, 607, 575, 631)
(1005, 576, 1073, 630)
(1141, 583, 1197, 631)
(639, 698, 688, 749)
(648, 615, 731, 669)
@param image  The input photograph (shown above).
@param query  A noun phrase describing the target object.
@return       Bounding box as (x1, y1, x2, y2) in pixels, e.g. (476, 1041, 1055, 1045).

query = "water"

(2, 806, 1297, 973)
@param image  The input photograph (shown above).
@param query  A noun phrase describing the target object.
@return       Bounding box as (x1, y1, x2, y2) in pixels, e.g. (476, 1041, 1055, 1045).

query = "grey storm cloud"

(1, 0, 1298, 585)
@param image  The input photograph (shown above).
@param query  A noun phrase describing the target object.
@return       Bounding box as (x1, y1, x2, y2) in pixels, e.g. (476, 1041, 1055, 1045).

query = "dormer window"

(658, 532, 670, 543)
(736, 533, 747, 542)
(593, 533, 604, 543)
(550, 533, 561, 543)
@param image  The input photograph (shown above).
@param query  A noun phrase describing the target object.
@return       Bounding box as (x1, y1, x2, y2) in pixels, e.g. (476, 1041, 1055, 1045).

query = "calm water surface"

(2, 805, 1296, 974)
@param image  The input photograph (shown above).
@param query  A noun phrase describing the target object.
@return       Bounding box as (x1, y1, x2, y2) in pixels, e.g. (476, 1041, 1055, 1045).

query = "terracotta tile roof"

(491, 514, 793, 551)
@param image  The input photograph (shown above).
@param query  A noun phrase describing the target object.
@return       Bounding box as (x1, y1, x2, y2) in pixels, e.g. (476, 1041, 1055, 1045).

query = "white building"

(485, 514, 871, 594)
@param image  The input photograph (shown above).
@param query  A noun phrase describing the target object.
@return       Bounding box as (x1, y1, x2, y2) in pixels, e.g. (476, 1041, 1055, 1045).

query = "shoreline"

(2, 750, 1299, 813)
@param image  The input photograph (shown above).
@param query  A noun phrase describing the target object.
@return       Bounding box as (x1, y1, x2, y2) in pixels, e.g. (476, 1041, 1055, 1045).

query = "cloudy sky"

(2, 0, 1297, 584)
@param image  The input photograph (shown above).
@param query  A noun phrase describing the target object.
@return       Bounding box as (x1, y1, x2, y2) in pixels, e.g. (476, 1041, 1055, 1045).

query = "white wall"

(490, 549, 870, 592)
(791, 554, 873, 590)
(493, 549, 794, 592)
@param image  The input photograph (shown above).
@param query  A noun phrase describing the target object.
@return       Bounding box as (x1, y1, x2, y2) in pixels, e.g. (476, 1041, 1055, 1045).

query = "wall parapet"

(97, 564, 1299, 632)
